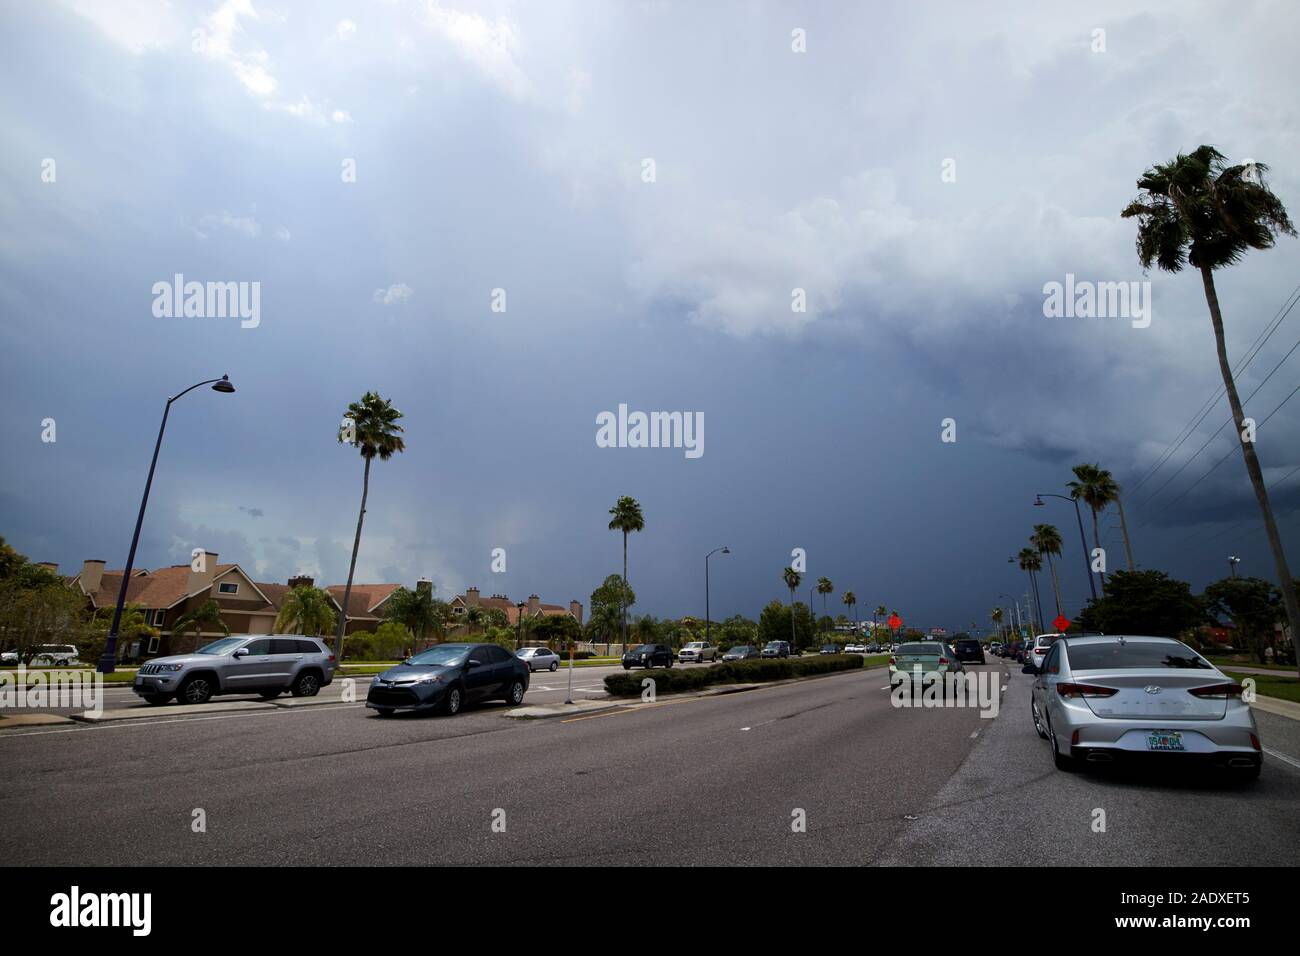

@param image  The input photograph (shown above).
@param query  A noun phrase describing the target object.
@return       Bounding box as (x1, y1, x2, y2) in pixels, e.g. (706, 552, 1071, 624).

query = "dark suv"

(953, 638, 985, 664)
(622, 643, 674, 669)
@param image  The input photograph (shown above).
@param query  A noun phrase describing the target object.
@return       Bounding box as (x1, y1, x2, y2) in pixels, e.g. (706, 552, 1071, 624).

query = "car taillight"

(1188, 683, 1244, 699)
(888, 657, 896, 665)
(1250, 733, 1261, 751)
(937, 657, 948, 665)
(327, 654, 336, 663)
(1056, 682, 1118, 699)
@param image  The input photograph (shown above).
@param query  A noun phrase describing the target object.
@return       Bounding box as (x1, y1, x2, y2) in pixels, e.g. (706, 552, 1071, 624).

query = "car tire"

(623, 664, 630, 670)
(442, 685, 463, 716)
(375, 707, 394, 717)
(549, 661, 558, 672)
(506, 679, 526, 705)
(259, 690, 282, 700)
(177, 676, 213, 705)
(142, 694, 172, 706)
(1048, 719, 1076, 772)
(1030, 698, 1049, 740)
(665, 658, 673, 668)
(291, 671, 321, 697)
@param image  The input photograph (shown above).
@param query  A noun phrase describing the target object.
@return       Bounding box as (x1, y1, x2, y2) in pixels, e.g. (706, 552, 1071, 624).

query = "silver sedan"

(1029, 635, 1261, 780)
(516, 646, 562, 672)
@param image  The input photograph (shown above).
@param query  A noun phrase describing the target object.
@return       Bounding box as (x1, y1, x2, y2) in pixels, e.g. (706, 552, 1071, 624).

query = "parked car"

(1027, 633, 1064, 671)
(516, 646, 562, 672)
(1, 648, 20, 664)
(368, 642, 529, 717)
(761, 641, 793, 659)
(721, 645, 759, 661)
(622, 643, 674, 669)
(1029, 635, 1260, 780)
(819, 643, 840, 655)
(133, 635, 335, 705)
(26, 644, 81, 667)
(889, 641, 964, 687)
(989, 641, 1002, 655)
(953, 638, 986, 665)
(844, 643, 866, 653)
(679, 641, 718, 663)
(867, 644, 882, 653)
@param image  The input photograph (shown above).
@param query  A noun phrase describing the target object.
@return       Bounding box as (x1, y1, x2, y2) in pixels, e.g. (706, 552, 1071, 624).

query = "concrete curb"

(1250, 695, 1300, 723)
(0, 713, 78, 729)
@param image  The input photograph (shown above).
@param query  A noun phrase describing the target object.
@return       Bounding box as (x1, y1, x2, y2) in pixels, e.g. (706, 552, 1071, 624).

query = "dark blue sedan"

(366, 643, 530, 717)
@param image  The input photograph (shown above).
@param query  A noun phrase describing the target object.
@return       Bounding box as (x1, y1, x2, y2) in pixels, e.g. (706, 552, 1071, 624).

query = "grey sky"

(2, 0, 1298, 631)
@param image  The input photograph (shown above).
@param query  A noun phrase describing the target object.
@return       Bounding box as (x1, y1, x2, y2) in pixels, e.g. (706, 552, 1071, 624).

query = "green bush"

(603, 653, 864, 697)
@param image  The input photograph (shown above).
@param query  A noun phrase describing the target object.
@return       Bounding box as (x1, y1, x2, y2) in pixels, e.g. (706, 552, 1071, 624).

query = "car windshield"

(405, 646, 469, 667)
(686, 643, 704, 649)
(1069, 641, 1211, 671)
(897, 643, 942, 655)
(196, 637, 245, 656)
(632, 645, 655, 654)
(764, 643, 783, 649)
(730, 646, 751, 654)
(956, 640, 979, 649)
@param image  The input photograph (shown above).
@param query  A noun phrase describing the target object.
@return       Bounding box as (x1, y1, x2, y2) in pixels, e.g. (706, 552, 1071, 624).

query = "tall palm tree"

(171, 599, 229, 653)
(1067, 463, 1112, 589)
(783, 567, 802, 650)
(990, 606, 1004, 641)
(607, 496, 645, 650)
(842, 590, 857, 633)
(816, 577, 833, 631)
(383, 586, 443, 647)
(874, 604, 886, 642)
(1095, 468, 1135, 571)
(464, 606, 484, 636)
(274, 585, 337, 636)
(1123, 145, 1300, 662)
(1017, 548, 1045, 635)
(333, 392, 406, 661)
(1030, 523, 1064, 618)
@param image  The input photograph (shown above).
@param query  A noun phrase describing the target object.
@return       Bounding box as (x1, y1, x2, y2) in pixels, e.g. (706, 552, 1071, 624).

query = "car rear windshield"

(955, 640, 980, 649)
(897, 643, 942, 655)
(1068, 641, 1210, 670)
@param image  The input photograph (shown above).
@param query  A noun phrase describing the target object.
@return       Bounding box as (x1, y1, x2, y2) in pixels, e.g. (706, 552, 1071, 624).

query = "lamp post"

(704, 546, 729, 648)
(98, 375, 235, 674)
(516, 602, 526, 652)
(1034, 493, 1097, 602)
(1229, 555, 1241, 579)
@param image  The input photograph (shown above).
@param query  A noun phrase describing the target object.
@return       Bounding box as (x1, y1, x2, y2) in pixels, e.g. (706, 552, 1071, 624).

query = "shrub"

(603, 653, 863, 697)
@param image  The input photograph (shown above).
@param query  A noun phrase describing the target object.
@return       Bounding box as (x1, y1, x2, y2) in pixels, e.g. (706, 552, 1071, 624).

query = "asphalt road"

(2, 659, 1297, 865)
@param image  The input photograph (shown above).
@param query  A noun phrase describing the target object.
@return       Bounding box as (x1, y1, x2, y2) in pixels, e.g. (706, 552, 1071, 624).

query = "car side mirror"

(467, 659, 482, 668)
(233, 647, 249, 658)
(1021, 663, 1037, 675)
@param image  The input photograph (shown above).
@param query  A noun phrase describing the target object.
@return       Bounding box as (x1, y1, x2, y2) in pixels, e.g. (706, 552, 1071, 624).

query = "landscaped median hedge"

(603, 653, 866, 697)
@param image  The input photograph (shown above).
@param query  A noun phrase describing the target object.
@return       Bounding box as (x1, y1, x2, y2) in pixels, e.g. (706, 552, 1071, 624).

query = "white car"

(0, 649, 18, 664)
(1028, 633, 1065, 671)
(678, 642, 718, 663)
(27, 644, 81, 667)
(516, 646, 562, 672)
(844, 643, 866, 653)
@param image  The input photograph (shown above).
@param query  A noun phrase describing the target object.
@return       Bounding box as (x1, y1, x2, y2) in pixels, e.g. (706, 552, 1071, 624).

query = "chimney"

(288, 573, 314, 590)
(37, 561, 59, 574)
(187, 550, 218, 596)
(569, 600, 583, 626)
(466, 587, 480, 607)
(81, 559, 105, 595)
(528, 594, 540, 616)
(416, 578, 432, 597)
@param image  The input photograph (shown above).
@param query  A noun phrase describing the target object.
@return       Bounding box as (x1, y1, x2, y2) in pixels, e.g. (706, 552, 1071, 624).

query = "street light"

(1034, 493, 1098, 602)
(704, 546, 729, 648)
(1229, 555, 1241, 579)
(516, 602, 526, 651)
(98, 375, 235, 673)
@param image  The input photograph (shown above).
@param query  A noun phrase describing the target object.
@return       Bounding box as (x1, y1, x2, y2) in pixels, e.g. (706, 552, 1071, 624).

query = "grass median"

(603, 653, 869, 697)
(1224, 670, 1300, 705)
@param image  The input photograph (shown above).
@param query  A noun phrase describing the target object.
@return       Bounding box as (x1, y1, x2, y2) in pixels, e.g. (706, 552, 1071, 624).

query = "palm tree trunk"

(789, 589, 797, 648)
(1116, 495, 1135, 571)
(334, 456, 371, 661)
(1090, 507, 1106, 589)
(1047, 554, 1062, 618)
(621, 531, 628, 652)
(1202, 265, 1300, 677)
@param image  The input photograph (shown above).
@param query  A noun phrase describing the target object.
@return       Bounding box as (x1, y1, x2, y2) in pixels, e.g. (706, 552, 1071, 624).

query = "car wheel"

(375, 707, 394, 717)
(55, 659, 69, 667)
(1030, 698, 1049, 740)
(142, 694, 172, 706)
(665, 658, 673, 668)
(291, 672, 321, 697)
(177, 676, 213, 705)
(442, 685, 463, 716)
(549, 661, 558, 672)
(506, 679, 526, 705)
(1047, 719, 1076, 772)
(258, 690, 281, 700)
(623, 664, 631, 670)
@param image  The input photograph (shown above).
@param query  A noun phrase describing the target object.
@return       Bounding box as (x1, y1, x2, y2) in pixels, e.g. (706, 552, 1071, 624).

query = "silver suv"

(132, 635, 336, 705)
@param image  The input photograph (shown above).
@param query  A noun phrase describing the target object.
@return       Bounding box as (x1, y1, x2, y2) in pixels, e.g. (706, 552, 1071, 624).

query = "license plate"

(1147, 731, 1184, 752)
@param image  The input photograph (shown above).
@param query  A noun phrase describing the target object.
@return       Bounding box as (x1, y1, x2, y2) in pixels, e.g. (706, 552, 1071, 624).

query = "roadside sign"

(1053, 615, 1070, 632)
(887, 614, 902, 630)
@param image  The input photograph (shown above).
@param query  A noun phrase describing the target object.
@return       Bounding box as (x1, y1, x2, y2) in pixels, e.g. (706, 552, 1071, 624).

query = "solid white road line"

(1263, 747, 1300, 771)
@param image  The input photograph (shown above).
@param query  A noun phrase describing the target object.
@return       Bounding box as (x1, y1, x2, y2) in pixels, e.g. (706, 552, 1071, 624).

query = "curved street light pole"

(704, 546, 729, 648)
(1034, 493, 1098, 602)
(98, 376, 236, 673)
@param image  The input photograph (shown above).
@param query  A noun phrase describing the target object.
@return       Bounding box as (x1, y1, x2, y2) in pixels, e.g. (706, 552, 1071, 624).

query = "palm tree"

(383, 586, 444, 648)
(1030, 523, 1064, 618)
(991, 606, 1004, 641)
(1017, 548, 1045, 635)
(783, 567, 802, 650)
(333, 392, 406, 661)
(874, 604, 886, 642)
(607, 496, 645, 651)
(170, 599, 229, 653)
(1067, 463, 1113, 588)
(274, 584, 337, 636)
(816, 577, 833, 632)
(1123, 145, 1300, 659)
(464, 606, 484, 636)
(842, 590, 857, 633)
(1094, 468, 1135, 571)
